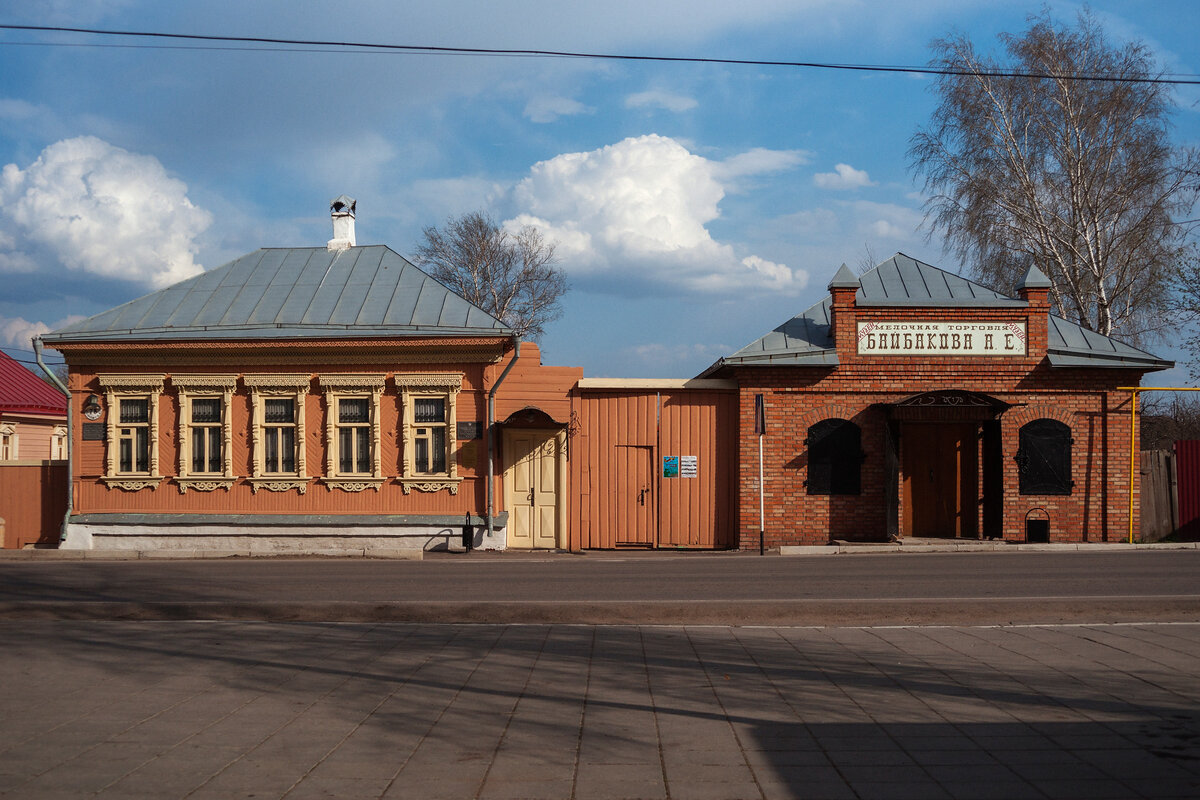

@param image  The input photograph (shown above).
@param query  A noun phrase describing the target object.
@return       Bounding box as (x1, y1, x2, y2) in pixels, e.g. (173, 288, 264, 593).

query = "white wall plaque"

(857, 321, 1026, 356)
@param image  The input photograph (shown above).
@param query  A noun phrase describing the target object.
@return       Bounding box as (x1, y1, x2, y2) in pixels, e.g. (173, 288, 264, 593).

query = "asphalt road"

(1, 550, 1198, 625)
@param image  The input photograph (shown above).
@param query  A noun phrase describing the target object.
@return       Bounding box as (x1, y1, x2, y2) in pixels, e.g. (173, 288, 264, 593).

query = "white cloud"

(0, 136, 211, 289)
(524, 95, 595, 123)
(849, 200, 923, 241)
(508, 134, 807, 295)
(624, 341, 731, 370)
(813, 163, 876, 190)
(625, 90, 699, 113)
(0, 314, 84, 349)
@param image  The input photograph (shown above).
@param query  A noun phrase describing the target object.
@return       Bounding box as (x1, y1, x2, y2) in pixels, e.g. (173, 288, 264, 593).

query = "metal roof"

(0, 350, 67, 415)
(701, 252, 1171, 375)
(43, 246, 512, 344)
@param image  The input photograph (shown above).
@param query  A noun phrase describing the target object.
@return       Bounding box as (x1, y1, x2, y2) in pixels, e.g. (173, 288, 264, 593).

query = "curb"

(0, 548, 425, 561)
(779, 542, 1200, 555)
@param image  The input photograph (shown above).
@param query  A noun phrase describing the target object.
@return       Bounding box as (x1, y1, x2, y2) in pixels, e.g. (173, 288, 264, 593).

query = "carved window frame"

(244, 374, 311, 494)
(395, 373, 463, 495)
(51, 425, 67, 460)
(97, 373, 165, 491)
(171, 375, 238, 494)
(0, 422, 15, 461)
(319, 374, 386, 492)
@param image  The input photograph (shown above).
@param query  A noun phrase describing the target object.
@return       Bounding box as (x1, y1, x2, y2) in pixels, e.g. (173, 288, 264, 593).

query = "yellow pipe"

(1118, 386, 1200, 545)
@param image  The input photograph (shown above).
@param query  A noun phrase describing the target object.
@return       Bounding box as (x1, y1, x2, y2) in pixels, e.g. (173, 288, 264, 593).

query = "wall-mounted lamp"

(82, 394, 103, 421)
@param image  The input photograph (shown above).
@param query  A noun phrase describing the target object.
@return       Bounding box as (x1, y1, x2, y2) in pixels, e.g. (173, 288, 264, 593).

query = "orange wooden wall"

(0, 463, 67, 548)
(569, 386, 737, 549)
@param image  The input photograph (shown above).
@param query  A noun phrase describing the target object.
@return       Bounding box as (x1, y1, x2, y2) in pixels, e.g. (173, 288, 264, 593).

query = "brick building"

(702, 255, 1171, 546)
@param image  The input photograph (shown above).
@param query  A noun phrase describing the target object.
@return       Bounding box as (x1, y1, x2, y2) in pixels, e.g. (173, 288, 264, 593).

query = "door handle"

(527, 488, 534, 504)
(637, 488, 645, 505)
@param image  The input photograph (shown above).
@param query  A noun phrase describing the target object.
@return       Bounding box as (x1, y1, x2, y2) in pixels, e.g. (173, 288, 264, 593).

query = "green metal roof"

(43, 246, 511, 344)
(701, 253, 1172, 375)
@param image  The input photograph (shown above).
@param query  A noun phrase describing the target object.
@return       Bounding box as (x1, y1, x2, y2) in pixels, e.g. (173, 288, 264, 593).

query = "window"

(1017, 418, 1072, 495)
(245, 374, 311, 493)
(0, 423, 15, 461)
(319, 375, 385, 491)
(337, 397, 372, 474)
(805, 418, 863, 495)
(413, 397, 447, 474)
(97, 373, 165, 490)
(118, 398, 150, 473)
(396, 373, 463, 494)
(51, 425, 67, 461)
(172, 375, 237, 493)
(264, 399, 297, 474)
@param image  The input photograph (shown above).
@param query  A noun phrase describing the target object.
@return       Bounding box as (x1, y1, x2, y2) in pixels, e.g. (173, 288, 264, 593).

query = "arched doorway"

(501, 407, 567, 550)
(886, 391, 1008, 539)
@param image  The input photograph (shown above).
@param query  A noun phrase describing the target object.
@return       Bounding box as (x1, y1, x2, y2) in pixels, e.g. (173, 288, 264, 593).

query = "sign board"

(680, 455, 698, 478)
(856, 321, 1027, 356)
(81, 423, 106, 441)
(456, 421, 483, 440)
(662, 456, 679, 478)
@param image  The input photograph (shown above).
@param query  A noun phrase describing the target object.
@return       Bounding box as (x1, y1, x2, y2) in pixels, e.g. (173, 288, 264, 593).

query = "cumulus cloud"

(0, 136, 211, 289)
(813, 163, 875, 190)
(0, 314, 84, 349)
(507, 134, 807, 295)
(624, 341, 731, 372)
(625, 90, 699, 112)
(524, 95, 594, 123)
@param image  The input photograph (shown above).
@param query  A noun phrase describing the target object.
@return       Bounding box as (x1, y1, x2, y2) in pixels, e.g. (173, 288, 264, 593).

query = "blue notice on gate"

(662, 456, 679, 478)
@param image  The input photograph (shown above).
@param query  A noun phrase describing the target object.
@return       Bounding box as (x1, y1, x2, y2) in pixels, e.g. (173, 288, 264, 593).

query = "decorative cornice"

(318, 374, 388, 391)
(393, 373, 465, 390)
(170, 374, 239, 390)
(174, 478, 236, 494)
(248, 478, 310, 494)
(400, 478, 462, 495)
(101, 476, 163, 492)
(321, 478, 385, 492)
(97, 373, 165, 391)
(0, 422, 15, 436)
(243, 373, 313, 390)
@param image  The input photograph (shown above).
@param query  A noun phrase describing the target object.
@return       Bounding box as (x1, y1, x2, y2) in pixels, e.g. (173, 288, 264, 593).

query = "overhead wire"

(2, 23, 1199, 85)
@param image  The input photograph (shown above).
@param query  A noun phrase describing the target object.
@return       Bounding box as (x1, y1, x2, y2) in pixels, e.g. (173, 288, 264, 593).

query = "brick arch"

(1005, 402, 1077, 430)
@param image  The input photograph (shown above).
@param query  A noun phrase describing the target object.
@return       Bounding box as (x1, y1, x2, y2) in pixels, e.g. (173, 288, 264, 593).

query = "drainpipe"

(486, 340, 521, 541)
(33, 337, 71, 543)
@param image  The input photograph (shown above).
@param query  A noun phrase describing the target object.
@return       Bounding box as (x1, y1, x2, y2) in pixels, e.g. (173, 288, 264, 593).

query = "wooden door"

(901, 423, 978, 538)
(504, 429, 562, 549)
(615, 445, 655, 547)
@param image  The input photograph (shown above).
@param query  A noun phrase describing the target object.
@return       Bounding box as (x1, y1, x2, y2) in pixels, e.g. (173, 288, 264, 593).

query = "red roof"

(0, 350, 67, 416)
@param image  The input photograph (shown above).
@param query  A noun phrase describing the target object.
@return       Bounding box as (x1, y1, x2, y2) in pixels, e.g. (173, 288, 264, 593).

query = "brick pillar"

(1016, 265, 1052, 360)
(827, 263, 860, 361)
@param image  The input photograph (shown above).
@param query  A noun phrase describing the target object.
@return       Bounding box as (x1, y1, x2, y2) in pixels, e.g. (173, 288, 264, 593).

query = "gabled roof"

(43, 246, 512, 344)
(701, 252, 1171, 375)
(0, 350, 67, 416)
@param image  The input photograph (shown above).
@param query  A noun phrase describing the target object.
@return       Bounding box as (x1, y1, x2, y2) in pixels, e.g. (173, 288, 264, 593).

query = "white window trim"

(395, 373, 463, 495)
(51, 425, 67, 461)
(171, 375, 238, 494)
(244, 374, 311, 494)
(0, 422, 16, 462)
(319, 374, 386, 492)
(97, 373, 165, 491)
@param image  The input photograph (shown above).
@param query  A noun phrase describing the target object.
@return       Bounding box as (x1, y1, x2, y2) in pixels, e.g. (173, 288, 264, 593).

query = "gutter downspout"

(487, 340, 520, 541)
(33, 337, 71, 543)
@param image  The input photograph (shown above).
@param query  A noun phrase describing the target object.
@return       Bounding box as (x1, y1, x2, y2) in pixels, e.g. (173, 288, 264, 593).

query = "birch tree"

(909, 10, 1198, 342)
(415, 211, 567, 341)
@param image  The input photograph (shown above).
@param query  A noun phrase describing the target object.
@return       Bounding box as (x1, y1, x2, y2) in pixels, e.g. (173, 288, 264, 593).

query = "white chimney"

(327, 195, 356, 251)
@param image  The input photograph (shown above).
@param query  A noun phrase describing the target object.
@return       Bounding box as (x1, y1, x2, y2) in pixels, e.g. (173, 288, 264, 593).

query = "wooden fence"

(0, 462, 67, 548)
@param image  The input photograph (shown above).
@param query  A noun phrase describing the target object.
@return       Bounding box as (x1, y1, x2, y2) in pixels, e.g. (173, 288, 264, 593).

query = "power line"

(3, 23, 1199, 85)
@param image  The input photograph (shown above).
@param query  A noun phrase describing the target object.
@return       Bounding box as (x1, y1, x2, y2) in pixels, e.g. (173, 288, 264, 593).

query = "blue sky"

(1, 1, 1197, 382)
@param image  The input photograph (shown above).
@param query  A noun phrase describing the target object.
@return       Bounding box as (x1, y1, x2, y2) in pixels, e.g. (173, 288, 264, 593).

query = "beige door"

(504, 429, 564, 549)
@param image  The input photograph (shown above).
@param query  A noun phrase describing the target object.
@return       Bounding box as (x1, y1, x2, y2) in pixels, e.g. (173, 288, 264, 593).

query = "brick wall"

(732, 292, 1146, 547)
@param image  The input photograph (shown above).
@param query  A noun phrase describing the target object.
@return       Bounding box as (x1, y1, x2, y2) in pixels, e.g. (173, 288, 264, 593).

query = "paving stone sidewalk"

(1, 621, 1198, 799)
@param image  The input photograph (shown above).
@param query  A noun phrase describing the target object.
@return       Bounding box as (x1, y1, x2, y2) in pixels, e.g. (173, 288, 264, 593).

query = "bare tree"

(415, 212, 568, 341)
(909, 10, 1198, 343)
